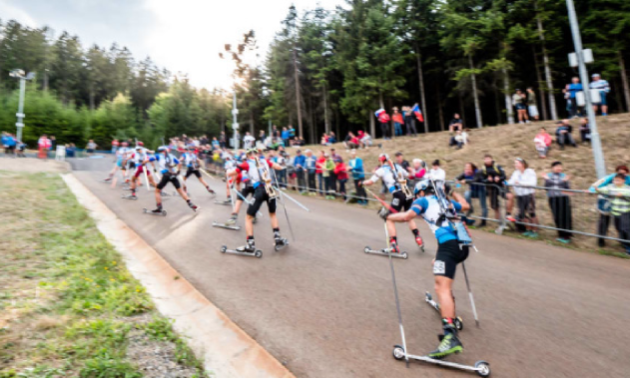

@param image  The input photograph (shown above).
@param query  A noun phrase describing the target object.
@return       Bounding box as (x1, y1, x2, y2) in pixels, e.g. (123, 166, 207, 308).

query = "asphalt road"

(71, 158, 630, 378)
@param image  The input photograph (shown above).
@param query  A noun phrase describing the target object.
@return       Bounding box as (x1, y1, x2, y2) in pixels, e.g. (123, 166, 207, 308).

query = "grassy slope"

(300, 114, 630, 255)
(0, 172, 206, 377)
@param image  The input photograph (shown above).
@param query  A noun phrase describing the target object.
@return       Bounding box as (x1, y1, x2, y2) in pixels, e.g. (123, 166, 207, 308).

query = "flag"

(412, 104, 424, 122)
(374, 108, 385, 118)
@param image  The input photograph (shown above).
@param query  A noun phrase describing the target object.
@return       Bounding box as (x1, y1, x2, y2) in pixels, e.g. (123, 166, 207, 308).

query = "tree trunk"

(533, 47, 548, 120)
(323, 85, 330, 134)
(494, 86, 502, 125)
(436, 82, 445, 131)
(369, 112, 375, 138)
(458, 92, 466, 129)
(536, 1, 558, 120)
(43, 70, 49, 91)
(89, 85, 95, 111)
(293, 48, 303, 138)
(502, 68, 514, 124)
(415, 44, 429, 133)
(250, 112, 255, 136)
(619, 50, 630, 112)
(469, 55, 483, 128)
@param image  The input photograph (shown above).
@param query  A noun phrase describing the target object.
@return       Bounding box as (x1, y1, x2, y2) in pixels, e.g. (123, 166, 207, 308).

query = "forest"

(1, 0, 629, 148)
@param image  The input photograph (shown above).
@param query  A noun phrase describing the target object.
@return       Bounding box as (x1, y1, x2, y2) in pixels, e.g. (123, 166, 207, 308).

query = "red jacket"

(378, 113, 391, 123)
(316, 157, 326, 174)
(392, 113, 404, 124)
(334, 162, 349, 180)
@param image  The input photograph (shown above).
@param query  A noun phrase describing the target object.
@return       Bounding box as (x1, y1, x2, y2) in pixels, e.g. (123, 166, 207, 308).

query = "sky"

(0, 0, 346, 90)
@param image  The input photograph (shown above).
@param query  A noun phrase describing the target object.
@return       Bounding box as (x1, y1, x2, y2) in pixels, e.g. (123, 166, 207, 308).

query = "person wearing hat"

(589, 73, 611, 116)
(506, 158, 539, 238)
(147, 146, 199, 214)
(512, 88, 530, 124)
(362, 153, 424, 252)
(123, 143, 157, 200)
(543, 161, 573, 244)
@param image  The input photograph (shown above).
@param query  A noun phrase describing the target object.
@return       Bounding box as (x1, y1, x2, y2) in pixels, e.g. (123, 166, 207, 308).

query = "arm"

(451, 192, 470, 213)
(387, 209, 417, 223)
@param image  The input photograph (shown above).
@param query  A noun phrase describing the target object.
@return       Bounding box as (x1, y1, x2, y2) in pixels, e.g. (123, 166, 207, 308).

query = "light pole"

(565, 0, 607, 179)
(9, 69, 35, 143)
(231, 90, 239, 152)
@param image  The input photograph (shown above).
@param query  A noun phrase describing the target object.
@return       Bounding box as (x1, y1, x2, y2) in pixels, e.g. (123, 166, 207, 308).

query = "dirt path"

(71, 159, 630, 378)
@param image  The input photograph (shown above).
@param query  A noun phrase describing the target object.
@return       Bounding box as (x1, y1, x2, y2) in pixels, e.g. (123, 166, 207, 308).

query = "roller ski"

(143, 207, 167, 216)
(274, 234, 289, 252)
(215, 199, 232, 206)
(220, 240, 262, 258)
(425, 292, 463, 331)
(212, 217, 240, 230)
(188, 201, 199, 212)
(364, 241, 408, 259)
(122, 194, 137, 201)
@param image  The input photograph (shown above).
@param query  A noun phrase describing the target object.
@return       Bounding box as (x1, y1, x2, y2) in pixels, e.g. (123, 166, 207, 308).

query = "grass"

(296, 113, 630, 256)
(0, 171, 207, 377)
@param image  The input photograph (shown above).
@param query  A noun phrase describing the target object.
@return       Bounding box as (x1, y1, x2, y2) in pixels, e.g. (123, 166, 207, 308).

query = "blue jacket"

(305, 155, 317, 172)
(293, 155, 306, 171)
(349, 158, 365, 180)
(281, 130, 290, 139)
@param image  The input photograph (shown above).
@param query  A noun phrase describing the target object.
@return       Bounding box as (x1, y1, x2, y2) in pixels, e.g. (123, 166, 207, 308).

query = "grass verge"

(0, 171, 206, 377)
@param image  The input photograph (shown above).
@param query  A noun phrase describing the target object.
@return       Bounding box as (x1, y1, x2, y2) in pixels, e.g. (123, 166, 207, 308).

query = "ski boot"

(206, 186, 216, 195)
(143, 207, 167, 216)
(188, 201, 199, 212)
(415, 236, 425, 252)
(390, 240, 401, 254)
(428, 323, 463, 360)
(274, 233, 289, 251)
(221, 239, 262, 258)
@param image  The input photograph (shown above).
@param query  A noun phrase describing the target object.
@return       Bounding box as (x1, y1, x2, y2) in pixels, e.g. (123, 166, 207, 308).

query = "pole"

(566, 0, 607, 179)
(232, 91, 239, 152)
(16, 77, 26, 143)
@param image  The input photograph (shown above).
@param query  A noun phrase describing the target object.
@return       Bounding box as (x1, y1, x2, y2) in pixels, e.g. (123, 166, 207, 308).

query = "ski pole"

(276, 188, 310, 212)
(144, 166, 150, 191)
(281, 195, 296, 241)
(384, 222, 409, 367)
(461, 261, 480, 327)
(365, 188, 399, 214)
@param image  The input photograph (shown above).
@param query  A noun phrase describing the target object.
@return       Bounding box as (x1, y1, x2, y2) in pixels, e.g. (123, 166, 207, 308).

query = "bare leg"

(435, 276, 455, 318)
(386, 219, 397, 240)
(175, 187, 189, 202)
(154, 188, 162, 205)
(245, 214, 255, 237)
(270, 212, 279, 229)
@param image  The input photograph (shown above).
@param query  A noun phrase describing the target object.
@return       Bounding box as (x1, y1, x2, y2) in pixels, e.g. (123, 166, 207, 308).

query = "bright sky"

(0, 0, 346, 90)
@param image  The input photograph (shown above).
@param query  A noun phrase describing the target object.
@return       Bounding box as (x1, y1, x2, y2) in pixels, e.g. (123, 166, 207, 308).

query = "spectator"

(394, 152, 410, 171)
(563, 76, 583, 118)
(323, 153, 336, 199)
(392, 107, 404, 136)
(16, 140, 26, 157)
(66, 143, 76, 158)
(449, 129, 468, 149)
(243, 132, 255, 149)
(328, 131, 337, 144)
(590, 73, 610, 116)
(321, 133, 329, 146)
(38, 134, 51, 159)
(85, 140, 97, 156)
(330, 148, 340, 191)
(259, 130, 266, 142)
(590, 165, 630, 247)
(512, 89, 530, 124)
(219, 131, 227, 148)
(272, 125, 279, 139)
(48, 135, 55, 153)
(555, 119, 577, 149)
(358, 130, 373, 148)
(543, 161, 573, 244)
(316, 150, 327, 195)
(480, 154, 507, 222)
(275, 147, 288, 188)
(408, 158, 427, 185)
(456, 163, 487, 226)
(304, 149, 318, 195)
(288, 125, 296, 145)
(281, 127, 290, 147)
(211, 137, 220, 150)
(596, 173, 630, 255)
(349, 149, 367, 205)
(376, 109, 391, 140)
(534, 127, 552, 158)
(506, 158, 539, 238)
(428, 159, 445, 187)
(344, 132, 360, 150)
(293, 149, 307, 193)
(334, 156, 349, 200)
(448, 113, 463, 133)
(296, 136, 306, 146)
(2, 132, 16, 156)
(526, 87, 539, 121)
(403, 106, 418, 136)
(579, 118, 591, 144)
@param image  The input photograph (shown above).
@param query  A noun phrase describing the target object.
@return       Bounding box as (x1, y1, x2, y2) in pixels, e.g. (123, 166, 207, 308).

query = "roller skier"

(225, 149, 287, 254)
(384, 179, 471, 359)
(145, 146, 198, 215)
(362, 153, 424, 254)
(181, 146, 215, 196)
(122, 143, 157, 200)
(104, 141, 129, 184)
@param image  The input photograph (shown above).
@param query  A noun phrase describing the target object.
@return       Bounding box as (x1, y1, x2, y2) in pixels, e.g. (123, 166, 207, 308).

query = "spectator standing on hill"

(377, 109, 391, 140)
(513, 89, 530, 124)
(590, 165, 630, 247)
(293, 149, 307, 193)
(596, 173, 630, 255)
(456, 163, 487, 226)
(305, 150, 317, 195)
(316, 151, 326, 195)
(555, 119, 577, 149)
(564, 76, 583, 118)
(506, 158, 540, 238)
(480, 154, 506, 222)
(527, 87, 539, 121)
(448, 113, 463, 133)
(349, 149, 367, 205)
(334, 157, 349, 200)
(281, 127, 290, 147)
(579, 118, 591, 144)
(403, 106, 418, 136)
(392, 107, 404, 136)
(543, 161, 573, 244)
(534, 127, 552, 158)
(590, 73, 610, 116)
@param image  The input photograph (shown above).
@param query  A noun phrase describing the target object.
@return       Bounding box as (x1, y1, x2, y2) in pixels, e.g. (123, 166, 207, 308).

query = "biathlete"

(385, 179, 470, 359)
(147, 147, 198, 214)
(104, 141, 130, 183)
(362, 153, 424, 253)
(181, 146, 215, 196)
(123, 143, 157, 200)
(227, 149, 286, 252)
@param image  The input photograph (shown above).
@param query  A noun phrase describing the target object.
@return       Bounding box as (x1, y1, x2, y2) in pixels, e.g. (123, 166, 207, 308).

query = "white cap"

(592, 73, 600, 78)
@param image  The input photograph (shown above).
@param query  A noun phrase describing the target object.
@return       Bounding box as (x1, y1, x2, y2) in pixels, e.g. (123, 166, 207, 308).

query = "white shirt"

(243, 135, 255, 149)
(428, 168, 446, 182)
(508, 168, 537, 196)
(369, 164, 409, 193)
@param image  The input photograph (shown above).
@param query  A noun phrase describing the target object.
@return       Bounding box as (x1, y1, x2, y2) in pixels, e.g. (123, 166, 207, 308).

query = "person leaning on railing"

(543, 161, 573, 244)
(506, 158, 540, 238)
(595, 173, 630, 255)
(590, 165, 630, 248)
(480, 154, 506, 221)
(456, 162, 488, 227)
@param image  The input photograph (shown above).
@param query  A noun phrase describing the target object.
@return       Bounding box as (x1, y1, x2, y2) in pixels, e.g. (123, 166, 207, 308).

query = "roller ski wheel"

(121, 195, 137, 201)
(212, 221, 241, 231)
(425, 292, 463, 331)
(364, 246, 408, 259)
(143, 208, 167, 217)
(475, 361, 491, 377)
(274, 238, 289, 252)
(221, 245, 262, 258)
(392, 345, 406, 361)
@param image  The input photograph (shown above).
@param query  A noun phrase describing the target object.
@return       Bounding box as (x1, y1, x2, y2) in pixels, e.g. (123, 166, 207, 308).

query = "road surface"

(71, 158, 630, 378)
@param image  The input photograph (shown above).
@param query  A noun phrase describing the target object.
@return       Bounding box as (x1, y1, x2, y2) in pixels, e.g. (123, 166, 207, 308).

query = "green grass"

(0, 172, 206, 377)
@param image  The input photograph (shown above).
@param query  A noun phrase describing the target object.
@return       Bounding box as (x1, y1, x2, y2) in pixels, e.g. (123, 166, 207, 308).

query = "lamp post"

(231, 90, 239, 152)
(9, 69, 35, 143)
(565, 0, 607, 179)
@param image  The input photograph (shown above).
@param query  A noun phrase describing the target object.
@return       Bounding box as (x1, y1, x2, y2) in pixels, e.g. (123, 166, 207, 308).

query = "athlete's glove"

(377, 207, 390, 221)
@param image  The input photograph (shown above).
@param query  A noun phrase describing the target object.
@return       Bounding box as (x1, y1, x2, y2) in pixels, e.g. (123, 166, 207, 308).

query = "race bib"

(433, 260, 446, 275)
